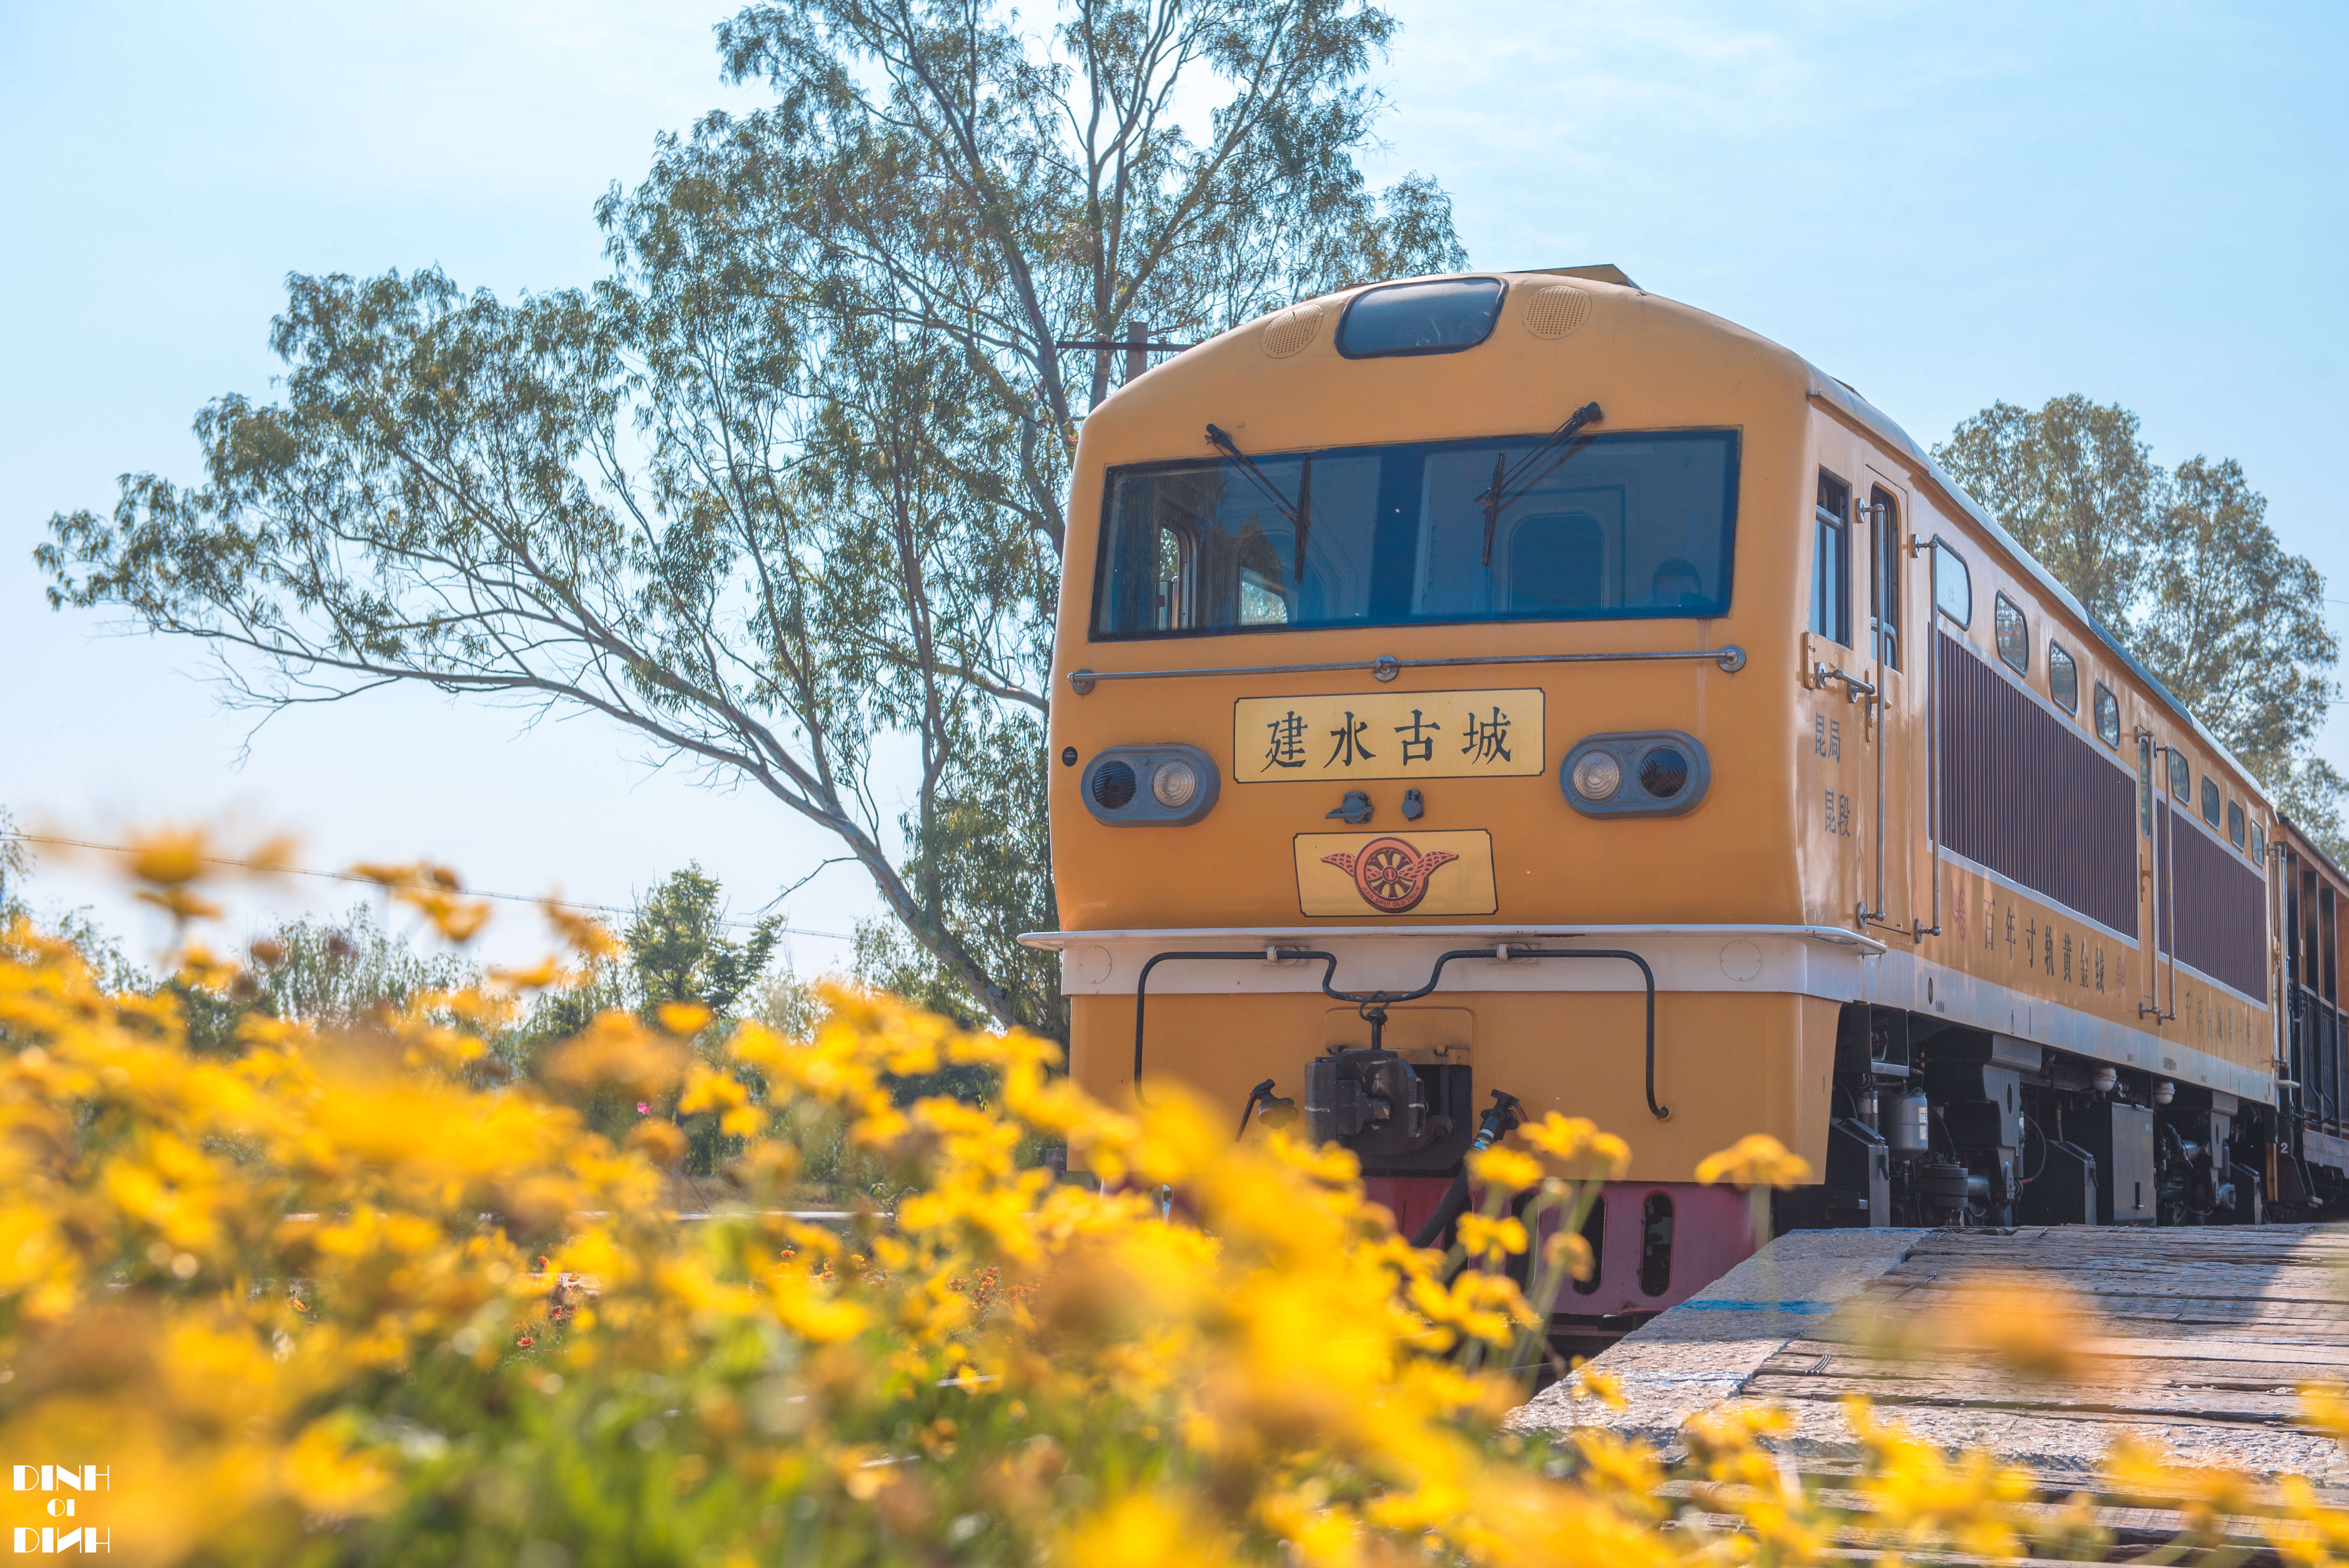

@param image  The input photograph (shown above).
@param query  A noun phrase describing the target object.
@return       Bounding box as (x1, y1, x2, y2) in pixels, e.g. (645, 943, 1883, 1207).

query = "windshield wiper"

(1206, 423, 1312, 586)
(1475, 400, 1603, 566)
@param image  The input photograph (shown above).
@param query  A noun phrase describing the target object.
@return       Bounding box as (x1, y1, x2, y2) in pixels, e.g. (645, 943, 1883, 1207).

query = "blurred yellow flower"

(1466, 1145, 1543, 1193)
(1543, 1229, 1594, 1282)
(1455, 1212, 1527, 1264)
(657, 1001, 713, 1036)
(1521, 1112, 1632, 1177)
(1695, 1132, 1814, 1188)
(545, 1010, 688, 1096)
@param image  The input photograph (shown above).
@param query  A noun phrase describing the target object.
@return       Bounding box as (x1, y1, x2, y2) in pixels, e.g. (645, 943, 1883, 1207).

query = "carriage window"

(1934, 540, 1972, 626)
(1337, 277, 1505, 358)
(2094, 683, 2121, 748)
(2168, 748, 2191, 800)
(2203, 775, 2221, 827)
(1093, 429, 1739, 637)
(2229, 799, 2247, 850)
(1811, 472, 1851, 648)
(2254, 824, 2267, 864)
(2047, 641, 2078, 712)
(1994, 593, 2028, 674)
(1868, 486, 1902, 669)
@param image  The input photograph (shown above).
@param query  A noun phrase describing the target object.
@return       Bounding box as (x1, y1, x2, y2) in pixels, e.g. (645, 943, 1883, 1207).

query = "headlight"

(1559, 730, 1711, 817)
(1078, 744, 1221, 825)
(1637, 746, 1690, 800)
(1090, 760, 1137, 810)
(1570, 751, 1622, 801)
(1152, 759, 1200, 808)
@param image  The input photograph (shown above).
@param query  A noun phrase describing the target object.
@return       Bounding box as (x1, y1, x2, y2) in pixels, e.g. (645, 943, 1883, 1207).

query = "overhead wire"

(0, 830, 853, 942)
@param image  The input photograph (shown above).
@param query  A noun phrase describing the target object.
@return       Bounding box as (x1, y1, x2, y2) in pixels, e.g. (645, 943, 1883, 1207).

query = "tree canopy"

(1937, 396, 2343, 855)
(39, 0, 1465, 1039)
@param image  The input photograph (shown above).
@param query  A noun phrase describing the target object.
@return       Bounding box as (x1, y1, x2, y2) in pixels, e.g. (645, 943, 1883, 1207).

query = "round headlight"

(1570, 751, 1622, 801)
(1090, 759, 1137, 810)
(1151, 759, 1199, 808)
(1638, 746, 1690, 799)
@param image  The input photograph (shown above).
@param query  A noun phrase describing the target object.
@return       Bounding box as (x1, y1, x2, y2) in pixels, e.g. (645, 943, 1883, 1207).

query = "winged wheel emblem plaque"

(1320, 836, 1461, 914)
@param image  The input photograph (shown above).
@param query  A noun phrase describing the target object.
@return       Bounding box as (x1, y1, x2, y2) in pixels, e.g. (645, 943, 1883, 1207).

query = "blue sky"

(3, 0, 2342, 967)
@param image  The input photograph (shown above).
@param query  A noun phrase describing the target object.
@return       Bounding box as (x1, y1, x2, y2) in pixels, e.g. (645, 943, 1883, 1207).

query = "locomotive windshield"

(1091, 428, 1738, 638)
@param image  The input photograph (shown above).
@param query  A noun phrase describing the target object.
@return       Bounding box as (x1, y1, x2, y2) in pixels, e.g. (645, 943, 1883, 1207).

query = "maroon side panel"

(1939, 633, 2137, 936)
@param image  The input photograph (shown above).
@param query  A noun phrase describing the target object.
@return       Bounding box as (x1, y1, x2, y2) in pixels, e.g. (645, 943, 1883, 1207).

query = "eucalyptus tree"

(40, 0, 1464, 1038)
(1937, 395, 2163, 629)
(1937, 397, 2343, 854)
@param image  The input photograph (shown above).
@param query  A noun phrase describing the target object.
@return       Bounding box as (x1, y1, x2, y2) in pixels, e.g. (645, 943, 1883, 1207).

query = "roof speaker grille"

(1260, 304, 1323, 358)
(1523, 284, 1592, 340)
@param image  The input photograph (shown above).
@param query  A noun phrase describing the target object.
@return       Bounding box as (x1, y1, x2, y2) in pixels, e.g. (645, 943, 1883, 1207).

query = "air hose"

(1409, 1090, 1523, 1249)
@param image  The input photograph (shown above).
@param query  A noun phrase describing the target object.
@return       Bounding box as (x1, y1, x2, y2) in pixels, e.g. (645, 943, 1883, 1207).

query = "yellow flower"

(1543, 1229, 1594, 1282)
(126, 826, 212, 886)
(488, 957, 564, 990)
(1521, 1112, 1632, 1177)
(545, 1011, 687, 1096)
(1695, 1132, 1814, 1188)
(1060, 1491, 1236, 1568)
(657, 1001, 712, 1036)
(280, 1415, 396, 1519)
(1939, 1275, 2098, 1380)
(542, 899, 623, 961)
(1467, 1145, 1543, 1193)
(1454, 1212, 1527, 1263)
(678, 1062, 748, 1115)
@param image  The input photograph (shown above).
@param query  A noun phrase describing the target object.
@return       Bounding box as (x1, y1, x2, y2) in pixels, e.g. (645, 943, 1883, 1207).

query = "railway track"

(1514, 1224, 2349, 1485)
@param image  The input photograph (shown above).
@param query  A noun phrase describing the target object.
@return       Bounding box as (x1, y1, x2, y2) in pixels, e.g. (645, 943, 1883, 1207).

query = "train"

(1023, 263, 2344, 1325)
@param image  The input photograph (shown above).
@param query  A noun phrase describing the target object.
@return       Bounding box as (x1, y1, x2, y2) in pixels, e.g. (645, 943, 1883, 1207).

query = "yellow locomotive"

(1026, 266, 2307, 1318)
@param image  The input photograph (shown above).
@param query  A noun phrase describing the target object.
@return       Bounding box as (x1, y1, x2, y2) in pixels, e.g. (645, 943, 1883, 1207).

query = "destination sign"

(1232, 688, 1545, 783)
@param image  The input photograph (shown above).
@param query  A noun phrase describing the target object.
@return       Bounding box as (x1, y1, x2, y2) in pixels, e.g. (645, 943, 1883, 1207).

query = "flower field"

(0, 840, 2344, 1565)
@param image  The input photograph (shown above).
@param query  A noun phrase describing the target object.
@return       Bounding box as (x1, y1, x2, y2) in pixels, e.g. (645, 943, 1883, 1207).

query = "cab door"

(1862, 470, 1914, 937)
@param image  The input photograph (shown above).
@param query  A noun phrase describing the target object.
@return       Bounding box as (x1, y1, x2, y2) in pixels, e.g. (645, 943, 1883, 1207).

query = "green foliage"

(625, 863, 781, 1013)
(39, 0, 1466, 1045)
(1937, 396, 2162, 628)
(856, 709, 1060, 1042)
(1937, 396, 2343, 859)
(252, 902, 481, 1024)
(167, 902, 478, 1057)
(0, 812, 149, 994)
(0, 810, 28, 926)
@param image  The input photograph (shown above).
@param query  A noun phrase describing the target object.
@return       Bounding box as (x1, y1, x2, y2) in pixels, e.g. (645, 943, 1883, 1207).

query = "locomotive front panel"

(1035, 273, 1855, 1306)
(1033, 264, 2304, 1298)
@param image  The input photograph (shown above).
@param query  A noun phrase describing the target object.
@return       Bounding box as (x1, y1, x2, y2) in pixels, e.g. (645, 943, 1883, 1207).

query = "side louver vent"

(1523, 284, 1592, 340)
(1260, 304, 1324, 358)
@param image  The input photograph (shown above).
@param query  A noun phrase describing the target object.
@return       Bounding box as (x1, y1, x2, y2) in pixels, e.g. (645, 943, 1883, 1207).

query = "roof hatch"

(1529, 263, 1640, 290)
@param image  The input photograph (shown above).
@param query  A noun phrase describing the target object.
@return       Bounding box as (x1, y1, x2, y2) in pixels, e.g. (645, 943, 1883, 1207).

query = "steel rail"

(1068, 644, 1747, 694)
(1131, 945, 1667, 1122)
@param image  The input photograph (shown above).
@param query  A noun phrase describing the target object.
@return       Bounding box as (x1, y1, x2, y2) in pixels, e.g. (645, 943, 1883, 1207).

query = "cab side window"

(1811, 472, 1851, 647)
(2229, 799, 2247, 850)
(2047, 641, 2078, 712)
(1994, 593, 2029, 674)
(1934, 541, 1972, 626)
(1869, 486, 1902, 669)
(2202, 775, 2221, 827)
